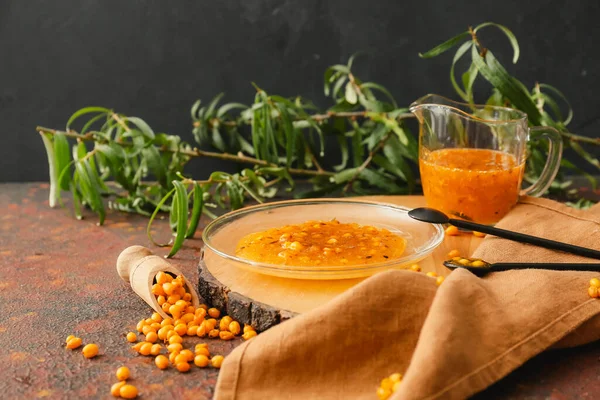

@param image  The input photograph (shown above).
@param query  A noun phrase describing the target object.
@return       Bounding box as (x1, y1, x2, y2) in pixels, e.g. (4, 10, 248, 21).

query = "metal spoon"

(408, 207, 600, 260)
(443, 257, 600, 276)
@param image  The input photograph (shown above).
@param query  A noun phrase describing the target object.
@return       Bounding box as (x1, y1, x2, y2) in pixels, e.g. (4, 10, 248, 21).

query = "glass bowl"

(202, 199, 444, 280)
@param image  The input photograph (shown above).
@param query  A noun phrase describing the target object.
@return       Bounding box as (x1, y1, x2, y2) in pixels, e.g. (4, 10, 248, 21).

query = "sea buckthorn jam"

(235, 219, 407, 266)
(420, 148, 525, 225)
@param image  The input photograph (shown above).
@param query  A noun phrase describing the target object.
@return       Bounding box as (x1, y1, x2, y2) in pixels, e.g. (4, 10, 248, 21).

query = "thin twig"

(37, 126, 334, 177)
(343, 131, 393, 192)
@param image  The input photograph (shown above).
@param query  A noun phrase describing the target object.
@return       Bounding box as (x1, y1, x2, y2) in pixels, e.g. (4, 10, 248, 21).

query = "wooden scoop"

(116, 245, 201, 318)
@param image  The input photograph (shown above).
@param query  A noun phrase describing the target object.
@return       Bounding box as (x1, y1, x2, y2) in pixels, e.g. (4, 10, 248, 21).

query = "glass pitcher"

(409, 94, 562, 225)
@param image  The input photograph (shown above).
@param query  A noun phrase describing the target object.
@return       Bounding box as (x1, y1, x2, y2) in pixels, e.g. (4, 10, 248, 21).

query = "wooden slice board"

(197, 196, 483, 331)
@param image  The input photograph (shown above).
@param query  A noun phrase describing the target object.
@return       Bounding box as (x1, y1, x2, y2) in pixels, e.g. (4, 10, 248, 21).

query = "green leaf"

(345, 82, 358, 104)
(66, 107, 111, 130)
(80, 112, 109, 135)
(205, 93, 225, 118)
(358, 168, 404, 193)
(256, 167, 294, 189)
(332, 168, 359, 184)
(471, 46, 541, 125)
(191, 100, 202, 120)
(125, 117, 155, 140)
(474, 22, 520, 63)
(53, 133, 71, 191)
(538, 83, 573, 125)
(359, 82, 398, 108)
(167, 181, 190, 258)
(419, 31, 470, 58)
(40, 132, 60, 208)
(450, 41, 473, 101)
(277, 104, 296, 168)
(461, 61, 479, 103)
(332, 75, 348, 99)
(185, 182, 203, 238)
(74, 156, 105, 224)
(217, 102, 247, 117)
(334, 133, 349, 171)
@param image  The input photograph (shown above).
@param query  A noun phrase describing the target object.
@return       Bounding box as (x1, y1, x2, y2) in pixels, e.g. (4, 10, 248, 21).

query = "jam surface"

(420, 148, 525, 224)
(235, 220, 407, 267)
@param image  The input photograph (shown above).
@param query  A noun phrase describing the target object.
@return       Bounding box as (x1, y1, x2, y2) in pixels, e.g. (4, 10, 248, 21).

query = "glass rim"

(201, 198, 445, 273)
(410, 93, 528, 124)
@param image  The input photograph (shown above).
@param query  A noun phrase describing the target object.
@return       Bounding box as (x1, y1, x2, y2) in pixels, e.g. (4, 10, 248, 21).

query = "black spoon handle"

(491, 263, 600, 272)
(449, 218, 600, 260)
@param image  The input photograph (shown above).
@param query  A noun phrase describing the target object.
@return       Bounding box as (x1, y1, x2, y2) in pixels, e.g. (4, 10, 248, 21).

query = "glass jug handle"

(520, 127, 563, 197)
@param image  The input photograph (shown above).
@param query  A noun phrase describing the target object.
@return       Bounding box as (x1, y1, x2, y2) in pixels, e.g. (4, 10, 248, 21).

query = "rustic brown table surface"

(1, 182, 599, 400)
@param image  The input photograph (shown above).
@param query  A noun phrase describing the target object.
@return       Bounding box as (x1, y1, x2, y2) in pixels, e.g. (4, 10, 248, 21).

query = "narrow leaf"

(167, 181, 190, 258)
(185, 183, 204, 238)
(419, 31, 470, 58)
(474, 22, 520, 63)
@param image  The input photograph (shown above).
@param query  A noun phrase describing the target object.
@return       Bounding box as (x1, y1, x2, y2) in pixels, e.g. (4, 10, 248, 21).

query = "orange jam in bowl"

(235, 220, 407, 267)
(419, 148, 525, 225)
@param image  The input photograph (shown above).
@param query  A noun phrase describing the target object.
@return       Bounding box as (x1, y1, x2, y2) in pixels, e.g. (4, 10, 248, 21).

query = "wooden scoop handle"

(116, 245, 200, 318)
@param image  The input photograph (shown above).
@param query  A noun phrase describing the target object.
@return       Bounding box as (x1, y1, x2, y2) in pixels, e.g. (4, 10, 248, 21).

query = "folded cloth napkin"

(214, 197, 600, 400)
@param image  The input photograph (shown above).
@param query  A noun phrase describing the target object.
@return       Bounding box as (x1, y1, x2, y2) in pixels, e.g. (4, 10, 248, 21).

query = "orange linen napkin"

(214, 198, 600, 400)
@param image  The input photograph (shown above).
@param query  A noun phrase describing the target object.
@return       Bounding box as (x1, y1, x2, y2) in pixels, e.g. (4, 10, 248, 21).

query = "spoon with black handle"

(443, 257, 600, 276)
(408, 207, 600, 260)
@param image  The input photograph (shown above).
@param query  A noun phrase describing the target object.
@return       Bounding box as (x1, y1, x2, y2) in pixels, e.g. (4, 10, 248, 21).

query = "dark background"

(1, 0, 598, 182)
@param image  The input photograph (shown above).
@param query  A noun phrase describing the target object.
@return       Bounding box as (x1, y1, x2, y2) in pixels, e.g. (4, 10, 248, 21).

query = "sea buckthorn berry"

(65, 335, 75, 343)
(157, 327, 169, 341)
(183, 293, 192, 301)
(195, 347, 210, 357)
(436, 276, 445, 286)
(155, 354, 169, 370)
(590, 278, 600, 288)
(150, 322, 161, 330)
(196, 308, 207, 318)
(197, 324, 207, 338)
(167, 343, 183, 353)
(169, 351, 179, 364)
(196, 343, 208, 349)
(174, 324, 187, 336)
(132, 342, 144, 352)
(229, 321, 241, 336)
(151, 312, 163, 323)
(145, 331, 158, 343)
(126, 332, 137, 343)
(380, 378, 393, 391)
(471, 260, 485, 267)
(376, 387, 392, 400)
(243, 325, 255, 334)
(447, 249, 460, 258)
(211, 355, 224, 368)
(472, 231, 486, 238)
(82, 344, 99, 359)
(392, 381, 401, 392)
(139, 342, 153, 356)
(205, 319, 217, 330)
(136, 320, 145, 333)
(142, 325, 155, 335)
(167, 294, 181, 304)
(208, 329, 220, 338)
(187, 326, 198, 336)
(161, 303, 171, 313)
(169, 305, 182, 319)
(242, 330, 257, 340)
(156, 271, 170, 285)
(458, 258, 470, 265)
(445, 226, 459, 236)
(185, 306, 195, 314)
(169, 335, 183, 345)
(163, 283, 175, 296)
(181, 313, 195, 324)
(219, 316, 233, 331)
(144, 318, 153, 324)
(150, 344, 162, 356)
(194, 354, 209, 367)
(176, 362, 191, 372)
(588, 286, 599, 298)
(174, 353, 189, 365)
(389, 373, 402, 383)
(111, 381, 126, 397)
(119, 384, 138, 399)
(116, 366, 130, 381)
(409, 264, 421, 272)
(66, 337, 83, 349)
(426, 271, 438, 278)
(219, 331, 235, 341)
(198, 304, 208, 310)
(180, 349, 194, 361)
(208, 308, 220, 318)
(161, 318, 173, 326)
(152, 283, 165, 296)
